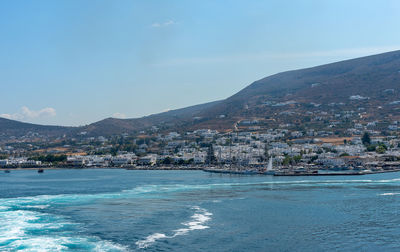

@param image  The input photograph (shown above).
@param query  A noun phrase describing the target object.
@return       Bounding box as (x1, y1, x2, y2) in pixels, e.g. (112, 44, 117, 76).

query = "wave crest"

(136, 206, 212, 249)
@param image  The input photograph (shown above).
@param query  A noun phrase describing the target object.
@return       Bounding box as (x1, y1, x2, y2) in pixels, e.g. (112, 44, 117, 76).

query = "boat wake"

(0, 207, 127, 251)
(1, 177, 400, 250)
(2, 177, 400, 209)
(135, 206, 212, 249)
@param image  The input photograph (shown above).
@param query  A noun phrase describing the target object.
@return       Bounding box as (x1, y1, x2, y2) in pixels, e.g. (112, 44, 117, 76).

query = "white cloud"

(0, 106, 56, 121)
(0, 113, 13, 120)
(21, 106, 56, 118)
(112, 112, 127, 119)
(151, 20, 176, 28)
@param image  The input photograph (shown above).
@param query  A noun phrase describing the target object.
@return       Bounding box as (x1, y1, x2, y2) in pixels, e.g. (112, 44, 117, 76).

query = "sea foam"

(2, 177, 400, 250)
(379, 192, 400, 196)
(3, 177, 400, 210)
(135, 206, 212, 249)
(0, 207, 127, 251)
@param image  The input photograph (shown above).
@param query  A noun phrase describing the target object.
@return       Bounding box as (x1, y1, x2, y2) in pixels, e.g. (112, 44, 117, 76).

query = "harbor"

(203, 157, 400, 176)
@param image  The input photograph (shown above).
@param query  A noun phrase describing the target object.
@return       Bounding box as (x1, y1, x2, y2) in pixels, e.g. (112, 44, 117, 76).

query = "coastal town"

(1, 113, 400, 175)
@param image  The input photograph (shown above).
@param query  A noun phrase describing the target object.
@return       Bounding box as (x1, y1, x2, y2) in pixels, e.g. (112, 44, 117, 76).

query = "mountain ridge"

(1, 50, 400, 137)
(201, 49, 400, 117)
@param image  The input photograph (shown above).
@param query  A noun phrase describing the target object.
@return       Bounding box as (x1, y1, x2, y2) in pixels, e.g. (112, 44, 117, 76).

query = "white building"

(138, 155, 157, 166)
(67, 156, 87, 166)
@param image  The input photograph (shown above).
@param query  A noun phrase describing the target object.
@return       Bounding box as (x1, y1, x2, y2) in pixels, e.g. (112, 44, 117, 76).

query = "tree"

(376, 145, 386, 154)
(376, 143, 387, 154)
(310, 155, 318, 162)
(31, 154, 67, 163)
(366, 144, 376, 152)
(282, 155, 291, 165)
(293, 155, 302, 163)
(362, 132, 371, 146)
(162, 157, 173, 165)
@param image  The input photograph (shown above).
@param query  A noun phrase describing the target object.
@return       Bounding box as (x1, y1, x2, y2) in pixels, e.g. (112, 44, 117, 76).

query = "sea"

(1, 169, 400, 251)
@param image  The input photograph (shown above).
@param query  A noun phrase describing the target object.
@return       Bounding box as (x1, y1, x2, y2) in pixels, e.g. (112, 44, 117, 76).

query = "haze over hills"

(1, 50, 400, 138)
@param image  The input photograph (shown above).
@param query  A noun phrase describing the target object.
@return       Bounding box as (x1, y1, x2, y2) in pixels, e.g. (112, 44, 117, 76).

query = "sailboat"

(263, 158, 275, 175)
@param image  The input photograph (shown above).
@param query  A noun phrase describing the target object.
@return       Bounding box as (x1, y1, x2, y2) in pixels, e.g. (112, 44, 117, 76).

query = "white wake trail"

(136, 206, 212, 249)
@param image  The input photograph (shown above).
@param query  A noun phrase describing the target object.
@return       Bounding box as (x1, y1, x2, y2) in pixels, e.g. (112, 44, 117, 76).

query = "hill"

(191, 50, 400, 131)
(0, 117, 72, 139)
(72, 100, 223, 135)
(1, 50, 400, 137)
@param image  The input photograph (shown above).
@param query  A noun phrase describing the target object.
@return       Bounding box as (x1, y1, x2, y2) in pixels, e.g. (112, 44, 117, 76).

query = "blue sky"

(1, 0, 400, 126)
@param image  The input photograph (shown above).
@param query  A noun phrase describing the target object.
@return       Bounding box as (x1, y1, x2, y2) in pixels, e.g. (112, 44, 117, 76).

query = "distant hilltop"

(1, 50, 400, 138)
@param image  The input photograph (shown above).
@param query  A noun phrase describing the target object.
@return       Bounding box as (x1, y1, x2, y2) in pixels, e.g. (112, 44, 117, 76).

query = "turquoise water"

(1, 169, 400, 251)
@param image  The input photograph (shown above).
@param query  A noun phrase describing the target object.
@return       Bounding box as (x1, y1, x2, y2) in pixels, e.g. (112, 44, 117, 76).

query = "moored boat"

(262, 158, 275, 175)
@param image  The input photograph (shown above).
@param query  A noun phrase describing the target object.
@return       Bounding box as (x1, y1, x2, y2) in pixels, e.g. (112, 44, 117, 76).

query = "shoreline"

(0, 166, 205, 171)
(2, 166, 400, 177)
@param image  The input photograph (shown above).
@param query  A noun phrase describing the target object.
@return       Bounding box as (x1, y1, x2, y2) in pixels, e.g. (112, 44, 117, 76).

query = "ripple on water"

(2, 175, 400, 251)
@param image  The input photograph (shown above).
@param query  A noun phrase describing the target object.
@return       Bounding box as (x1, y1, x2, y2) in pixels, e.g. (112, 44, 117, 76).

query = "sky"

(1, 0, 400, 126)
